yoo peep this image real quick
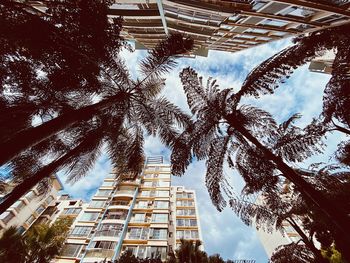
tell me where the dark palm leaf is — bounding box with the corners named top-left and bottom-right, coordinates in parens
top-left (205, 136), bottom-right (230, 211)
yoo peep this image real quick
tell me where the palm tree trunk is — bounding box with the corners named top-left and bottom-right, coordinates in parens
top-left (286, 218), bottom-right (327, 263)
top-left (226, 117), bottom-right (350, 261)
top-left (0, 132), bottom-right (98, 214)
top-left (0, 92), bottom-right (127, 166)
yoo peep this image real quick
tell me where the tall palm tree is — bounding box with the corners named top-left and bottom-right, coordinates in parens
top-left (171, 67), bottom-right (350, 261)
top-left (0, 34), bottom-right (193, 214)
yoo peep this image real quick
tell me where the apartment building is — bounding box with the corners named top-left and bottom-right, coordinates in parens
top-left (28, 0), bottom-right (350, 56)
top-left (0, 175), bottom-right (63, 236)
top-left (56, 156), bottom-right (203, 262)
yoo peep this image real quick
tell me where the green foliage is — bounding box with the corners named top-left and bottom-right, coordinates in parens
top-left (321, 246), bottom-right (345, 263)
top-left (0, 217), bottom-right (72, 263)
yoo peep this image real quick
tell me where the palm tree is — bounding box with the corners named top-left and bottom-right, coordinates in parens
top-left (0, 217), bottom-right (71, 263)
top-left (171, 67), bottom-right (350, 260)
top-left (24, 217), bottom-right (72, 263)
top-left (175, 239), bottom-right (208, 263)
top-left (0, 33), bottom-right (193, 214)
top-left (0, 226), bottom-right (26, 263)
top-left (0, 0), bottom-right (124, 145)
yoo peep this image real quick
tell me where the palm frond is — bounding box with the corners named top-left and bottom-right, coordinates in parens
top-left (237, 24), bottom-right (350, 101)
top-left (179, 67), bottom-right (208, 115)
top-left (64, 129), bottom-right (104, 183)
top-left (274, 127), bottom-right (325, 163)
top-left (205, 136), bottom-right (230, 211)
top-left (281, 113), bottom-right (302, 131)
top-left (139, 34), bottom-right (193, 79)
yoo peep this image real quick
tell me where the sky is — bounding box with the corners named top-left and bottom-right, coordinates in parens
top-left (58, 37), bottom-right (341, 262)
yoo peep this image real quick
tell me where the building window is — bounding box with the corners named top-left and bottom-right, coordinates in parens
top-left (151, 213), bottom-right (168, 223)
top-left (140, 191), bottom-right (150, 197)
top-left (131, 213), bottom-right (146, 223)
top-left (60, 244), bottom-right (82, 257)
top-left (89, 200), bottom-right (105, 208)
top-left (102, 181), bottom-right (114, 187)
top-left (176, 209), bottom-right (195, 216)
top-left (25, 215), bottom-right (35, 225)
top-left (176, 230), bottom-right (199, 239)
top-left (25, 191), bottom-right (37, 201)
top-left (70, 226), bottom-right (93, 237)
top-left (158, 173), bottom-right (170, 179)
top-left (64, 208), bottom-right (82, 215)
top-left (150, 228), bottom-right (167, 240)
top-left (95, 189), bottom-right (112, 196)
top-left (91, 241), bottom-right (117, 250)
top-left (104, 210), bottom-right (127, 220)
top-left (45, 195), bottom-right (54, 205)
top-left (96, 223), bottom-right (123, 237)
top-left (154, 201), bottom-right (169, 209)
top-left (0, 211), bottom-right (15, 224)
top-left (146, 246), bottom-right (167, 260)
top-left (12, 200), bottom-right (26, 212)
top-left (135, 201), bottom-right (148, 208)
top-left (157, 191), bottom-right (169, 197)
top-left (128, 228), bottom-right (149, 240)
top-left (80, 212), bottom-right (99, 221)
top-left (176, 218), bottom-right (197, 227)
top-left (35, 205), bottom-right (45, 215)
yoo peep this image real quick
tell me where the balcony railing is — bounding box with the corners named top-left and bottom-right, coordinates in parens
top-left (85, 249), bottom-right (114, 258)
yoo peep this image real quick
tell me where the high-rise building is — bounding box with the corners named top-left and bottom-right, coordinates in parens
top-left (0, 175), bottom-right (64, 236)
top-left (55, 157), bottom-right (203, 262)
top-left (29, 1), bottom-right (350, 57)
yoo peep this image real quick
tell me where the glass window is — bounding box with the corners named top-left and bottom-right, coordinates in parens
top-left (12, 200), bottom-right (26, 212)
top-left (91, 241), bottom-right (117, 250)
top-left (158, 181), bottom-right (170, 187)
top-left (80, 212), bottom-right (99, 221)
top-left (96, 224), bottom-right (123, 237)
top-left (158, 173), bottom-right (170, 179)
top-left (157, 191), bottom-right (169, 197)
top-left (150, 228), bottom-right (167, 240)
top-left (102, 181), bottom-right (114, 186)
top-left (104, 210), bottom-right (127, 220)
top-left (35, 205), bottom-right (45, 214)
top-left (70, 226), bottom-right (93, 237)
top-left (143, 181), bottom-right (153, 187)
top-left (46, 195), bottom-right (54, 204)
top-left (128, 228), bottom-right (149, 240)
top-left (176, 219), bottom-right (184, 226)
top-left (25, 215), bottom-right (35, 225)
top-left (137, 246), bottom-right (146, 259)
top-left (176, 230), bottom-right (184, 239)
top-left (147, 246), bottom-right (167, 260)
top-left (126, 246), bottom-right (137, 257)
top-left (89, 200), bottom-right (105, 208)
top-left (60, 244), bottom-right (82, 257)
top-left (25, 191), bottom-right (37, 201)
top-left (136, 201), bottom-right (148, 208)
top-left (140, 191), bottom-right (150, 197)
top-left (151, 214), bottom-right (168, 223)
top-left (132, 213), bottom-right (145, 223)
top-left (64, 208), bottom-right (82, 215)
top-left (0, 211), bottom-right (15, 224)
top-left (191, 230), bottom-right (199, 239)
top-left (95, 189), bottom-right (112, 196)
top-left (190, 219), bottom-right (197, 226)
top-left (154, 201), bottom-right (169, 209)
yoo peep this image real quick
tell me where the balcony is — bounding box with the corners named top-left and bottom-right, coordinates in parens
top-left (84, 248), bottom-right (114, 259)
top-left (114, 190), bottom-right (135, 198)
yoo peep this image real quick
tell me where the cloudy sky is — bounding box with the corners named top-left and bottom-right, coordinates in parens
top-left (58, 37), bottom-right (341, 262)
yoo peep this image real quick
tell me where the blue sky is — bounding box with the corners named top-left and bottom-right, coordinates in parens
top-left (58, 38), bottom-right (341, 262)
